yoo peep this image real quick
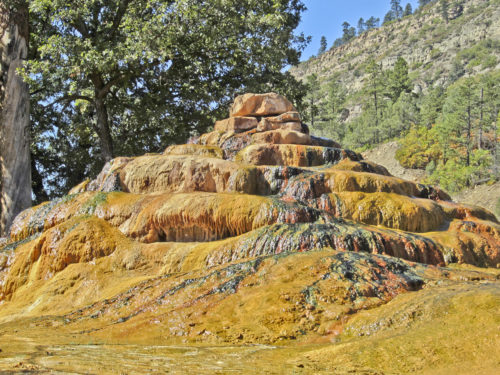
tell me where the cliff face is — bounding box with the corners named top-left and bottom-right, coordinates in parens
top-left (0, 93), bottom-right (499, 373)
top-left (291, 0), bottom-right (500, 118)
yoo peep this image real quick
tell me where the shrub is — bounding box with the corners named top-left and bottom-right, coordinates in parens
top-left (396, 126), bottom-right (442, 169)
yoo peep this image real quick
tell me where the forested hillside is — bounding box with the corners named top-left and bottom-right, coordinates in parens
top-left (291, 0), bottom-right (500, 200)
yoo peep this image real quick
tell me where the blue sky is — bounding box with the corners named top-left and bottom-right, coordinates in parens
top-left (297, 0), bottom-right (420, 61)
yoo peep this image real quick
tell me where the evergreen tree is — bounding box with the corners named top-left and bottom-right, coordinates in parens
top-left (365, 16), bottom-right (380, 29)
top-left (357, 18), bottom-right (365, 34)
top-left (305, 74), bottom-right (320, 127)
top-left (420, 86), bottom-right (445, 128)
top-left (391, 0), bottom-right (403, 19)
top-left (366, 59), bottom-right (384, 143)
top-left (318, 36), bottom-right (327, 55)
top-left (383, 11), bottom-right (394, 24)
top-left (386, 57), bottom-right (412, 102)
top-left (418, 0), bottom-right (433, 8)
top-left (480, 72), bottom-right (500, 176)
top-left (449, 59), bottom-right (465, 83)
top-left (440, 0), bottom-right (449, 22)
top-left (334, 21), bottom-right (356, 47)
top-left (403, 3), bottom-right (413, 16)
top-left (439, 78), bottom-right (478, 167)
top-left (327, 78), bottom-right (346, 120)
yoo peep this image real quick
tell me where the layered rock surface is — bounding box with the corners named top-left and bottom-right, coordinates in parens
top-left (0, 93), bottom-right (499, 373)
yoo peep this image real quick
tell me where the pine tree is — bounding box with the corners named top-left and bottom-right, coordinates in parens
top-left (386, 57), bottom-right (412, 102)
top-left (357, 18), bottom-right (365, 34)
top-left (391, 0), bottom-right (403, 19)
top-left (403, 3), bottom-right (413, 17)
top-left (480, 73), bottom-right (500, 176)
top-left (318, 36), bottom-right (327, 55)
top-left (366, 59), bottom-right (384, 142)
top-left (383, 11), bottom-right (394, 24)
top-left (440, 0), bottom-right (449, 22)
top-left (440, 78), bottom-right (478, 167)
top-left (420, 86), bottom-right (445, 128)
top-left (418, 0), bottom-right (432, 8)
top-left (365, 17), bottom-right (380, 29)
top-left (305, 74), bottom-right (320, 127)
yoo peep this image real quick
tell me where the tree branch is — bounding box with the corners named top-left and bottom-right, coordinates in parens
top-left (109, 0), bottom-right (132, 39)
top-left (44, 94), bottom-right (93, 107)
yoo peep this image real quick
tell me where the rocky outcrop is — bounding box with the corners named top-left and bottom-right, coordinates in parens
top-left (0, 93), bottom-right (498, 363)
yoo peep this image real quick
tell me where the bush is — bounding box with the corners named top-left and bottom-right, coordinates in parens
top-left (396, 126), bottom-right (442, 169)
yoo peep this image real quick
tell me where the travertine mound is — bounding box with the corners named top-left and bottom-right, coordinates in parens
top-left (0, 93), bottom-right (498, 369)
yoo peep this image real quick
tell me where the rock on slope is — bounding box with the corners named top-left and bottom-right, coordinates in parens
top-left (0, 93), bottom-right (499, 373)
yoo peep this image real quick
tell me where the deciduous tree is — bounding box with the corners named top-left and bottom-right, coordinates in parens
top-left (27, 0), bottom-right (309, 196)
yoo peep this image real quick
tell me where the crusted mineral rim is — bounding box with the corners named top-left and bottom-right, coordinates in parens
top-left (0, 93), bottom-right (499, 362)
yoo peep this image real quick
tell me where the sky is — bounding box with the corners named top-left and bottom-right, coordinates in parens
top-left (297, 0), bottom-right (421, 61)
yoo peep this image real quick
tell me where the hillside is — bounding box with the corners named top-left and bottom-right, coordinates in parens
top-left (290, 0), bottom-right (500, 199)
top-left (292, 0), bottom-right (500, 115)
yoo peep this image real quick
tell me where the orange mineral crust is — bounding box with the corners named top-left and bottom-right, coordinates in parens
top-left (0, 93), bottom-right (498, 374)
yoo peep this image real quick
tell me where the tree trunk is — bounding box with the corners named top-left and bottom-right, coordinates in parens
top-left (94, 93), bottom-right (114, 162)
top-left (310, 96), bottom-right (314, 127)
top-left (466, 91), bottom-right (471, 167)
top-left (493, 110), bottom-right (499, 178)
top-left (0, 2), bottom-right (31, 236)
top-left (478, 87), bottom-right (483, 150)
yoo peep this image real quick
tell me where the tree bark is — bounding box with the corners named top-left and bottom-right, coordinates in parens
top-left (94, 94), bottom-right (114, 162)
top-left (0, 1), bottom-right (31, 236)
top-left (91, 73), bottom-right (114, 163)
top-left (478, 87), bottom-right (483, 150)
top-left (466, 90), bottom-right (471, 167)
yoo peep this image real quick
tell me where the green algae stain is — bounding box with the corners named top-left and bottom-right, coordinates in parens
top-left (77, 192), bottom-right (108, 216)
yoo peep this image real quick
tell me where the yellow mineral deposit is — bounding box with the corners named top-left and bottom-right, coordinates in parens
top-left (0, 93), bottom-right (499, 374)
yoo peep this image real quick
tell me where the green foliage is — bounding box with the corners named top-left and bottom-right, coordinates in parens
top-left (395, 72), bottom-right (500, 192)
top-left (27, 0), bottom-right (309, 198)
top-left (403, 3), bottom-right (413, 17)
top-left (456, 39), bottom-right (500, 70)
top-left (427, 149), bottom-right (493, 192)
top-left (333, 22), bottom-right (356, 47)
top-left (430, 48), bottom-right (442, 60)
top-left (318, 36), bottom-right (328, 55)
top-left (396, 126), bottom-right (442, 168)
top-left (304, 74), bottom-right (320, 126)
top-left (439, 0), bottom-right (449, 22)
top-left (385, 57), bottom-right (412, 102)
top-left (390, 0), bottom-right (403, 19)
top-left (420, 86), bottom-right (445, 127)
